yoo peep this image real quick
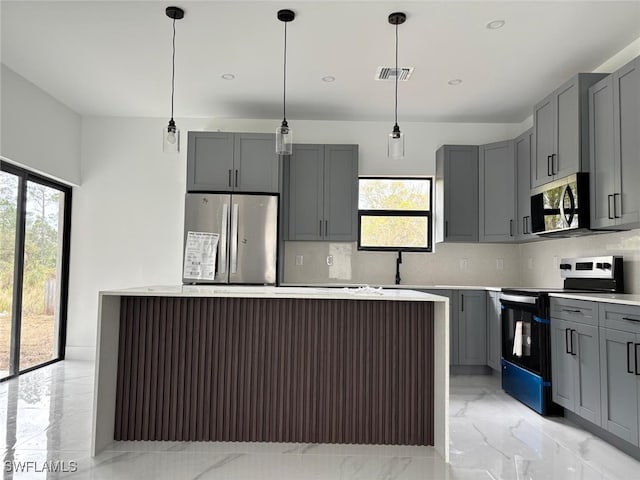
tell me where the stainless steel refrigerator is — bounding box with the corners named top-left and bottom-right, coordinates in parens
top-left (182, 193), bottom-right (278, 285)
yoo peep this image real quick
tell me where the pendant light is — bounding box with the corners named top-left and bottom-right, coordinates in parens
top-left (388, 12), bottom-right (406, 160)
top-left (276, 9), bottom-right (295, 156)
top-left (163, 6), bottom-right (184, 153)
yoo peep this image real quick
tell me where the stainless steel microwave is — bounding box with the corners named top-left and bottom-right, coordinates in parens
top-left (530, 173), bottom-right (590, 235)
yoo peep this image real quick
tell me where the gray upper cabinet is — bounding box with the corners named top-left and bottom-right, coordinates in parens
top-left (590, 56), bottom-right (640, 230)
top-left (187, 132), bottom-right (279, 193)
top-left (287, 144), bottom-right (358, 241)
top-left (515, 129), bottom-right (534, 241)
top-left (323, 145), bottom-right (359, 241)
top-left (549, 298), bottom-right (601, 425)
top-left (479, 140), bottom-right (516, 242)
top-left (435, 145), bottom-right (479, 243)
top-left (187, 132), bottom-right (235, 191)
top-left (287, 144), bottom-right (324, 240)
top-left (589, 75), bottom-right (617, 229)
top-left (457, 290), bottom-right (487, 365)
top-left (532, 94), bottom-right (555, 188)
top-left (486, 291), bottom-right (501, 371)
top-left (532, 73), bottom-right (608, 188)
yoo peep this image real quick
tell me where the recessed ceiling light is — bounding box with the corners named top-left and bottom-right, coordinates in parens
top-left (486, 19), bottom-right (506, 30)
top-left (322, 75), bottom-right (336, 83)
top-left (448, 79), bottom-right (463, 86)
top-left (221, 73), bottom-right (235, 80)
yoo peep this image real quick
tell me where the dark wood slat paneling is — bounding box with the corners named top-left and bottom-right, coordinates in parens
top-left (115, 296), bottom-right (434, 445)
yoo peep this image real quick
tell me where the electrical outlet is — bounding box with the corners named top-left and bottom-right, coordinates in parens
top-left (326, 255), bottom-right (334, 266)
top-left (459, 258), bottom-right (468, 270)
top-left (295, 255), bottom-right (304, 266)
top-left (496, 258), bottom-right (504, 270)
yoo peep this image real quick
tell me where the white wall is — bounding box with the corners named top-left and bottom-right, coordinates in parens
top-left (66, 116), bottom-right (521, 359)
top-left (0, 64), bottom-right (81, 185)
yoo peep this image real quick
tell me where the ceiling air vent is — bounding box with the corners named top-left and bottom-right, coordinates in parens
top-left (375, 66), bottom-right (414, 81)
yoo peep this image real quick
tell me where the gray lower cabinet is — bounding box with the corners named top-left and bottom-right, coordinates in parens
top-left (486, 291), bottom-right (501, 371)
top-left (550, 298), bottom-right (601, 425)
top-left (419, 289), bottom-right (487, 368)
top-left (187, 132), bottom-right (279, 193)
top-left (435, 145), bottom-right (479, 243)
top-left (599, 303), bottom-right (640, 446)
top-left (287, 144), bottom-right (358, 241)
top-left (532, 73), bottom-right (608, 188)
top-left (515, 129), bottom-right (534, 240)
top-left (457, 290), bottom-right (487, 365)
top-left (420, 289), bottom-right (457, 364)
top-left (589, 56), bottom-right (640, 230)
top-left (479, 140), bottom-right (516, 242)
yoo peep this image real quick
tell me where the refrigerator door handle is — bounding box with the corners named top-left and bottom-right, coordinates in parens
top-left (219, 203), bottom-right (229, 274)
top-left (230, 203), bottom-right (239, 274)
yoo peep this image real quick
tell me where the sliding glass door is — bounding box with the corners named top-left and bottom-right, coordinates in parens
top-left (0, 162), bottom-right (71, 380)
top-left (0, 171), bottom-right (19, 378)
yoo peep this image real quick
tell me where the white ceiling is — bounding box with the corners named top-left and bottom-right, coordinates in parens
top-left (2, 1), bottom-right (640, 123)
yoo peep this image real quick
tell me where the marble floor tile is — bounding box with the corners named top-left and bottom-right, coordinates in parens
top-left (1, 362), bottom-right (640, 479)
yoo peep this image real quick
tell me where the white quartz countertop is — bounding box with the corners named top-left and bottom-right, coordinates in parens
top-left (281, 283), bottom-right (502, 292)
top-left (549, 292), bottom-right (640, 307)
top-left (100, 285), bottom-right (449, 303)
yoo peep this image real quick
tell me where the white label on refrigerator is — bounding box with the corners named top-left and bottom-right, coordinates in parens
top-left (183, 231), bottom-right (219, 280)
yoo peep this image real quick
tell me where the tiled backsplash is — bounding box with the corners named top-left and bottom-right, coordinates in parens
top-left (284, 229), bottom-right (640, 293)
top-left (518, 229), bottom-right (640, 292)
top-left (284, 241), bottom-right (521, 287)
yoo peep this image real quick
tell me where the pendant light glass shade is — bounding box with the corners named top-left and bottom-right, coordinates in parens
top-left (276, 120), bottom-right (293, 155)
top-left (276, 9), bottom-right (295, 155)
top-left (387, 12), bottom-right (406, 160)
top-left (388, 124), bottom-right (404, 160)
top-left (163, 119), bottom-right (180, 153)
top-left (164, 6), bottom-right (184, 154)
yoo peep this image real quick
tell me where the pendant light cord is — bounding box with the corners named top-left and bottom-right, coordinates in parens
top-left (283, 21), bottom-right (288, 122)
top-left (171, 17), bottom-right (176, 122)
top-left (394, 22), bottom-right (398, 126)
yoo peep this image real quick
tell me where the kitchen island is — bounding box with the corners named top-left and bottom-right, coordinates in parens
top-left (91, 286), bottom-right (449, 461)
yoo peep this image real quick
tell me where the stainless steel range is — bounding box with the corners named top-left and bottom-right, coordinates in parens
top-left (500, 256), bottom-right (624, 415)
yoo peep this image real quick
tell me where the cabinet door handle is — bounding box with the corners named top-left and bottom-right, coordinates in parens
top-left (608, 194), bottom-right (614, 219)
top-left (319, 220), bottom-right (322, 237)
top-left (461, 294), bottom-right (464, 312)
top-left (635, 343), bottom-right (640, 376)
top-left (562, 309), bottom-right (582, 314)
top-left (235, 169), bottom-right (239, 187)
top-left (622, 317), bottom-right (639, 322)
top-left (551, 153), bottom-right (557, 175)
top-left (570, 329), bottom-right (577, 355)
top-left (627, 342), bottom-right (634, 374)
top-left (445, 220), bottom-right (449, 238)
top-left (325, 220), bottom-right (328, 236)
top-left (509, 219), bottom-right (513, 237)
top-left (614, 193), bottom-right (621, 218)
top-left (547, 155), bottom-right (552, 176)
top-left (228, 169), bottom-right (232, 187)
top-left (565, 328), bottom-right (571, 354)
